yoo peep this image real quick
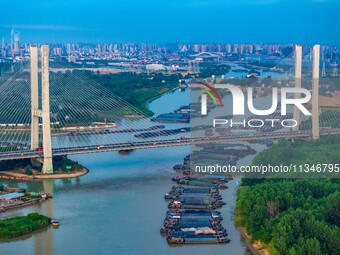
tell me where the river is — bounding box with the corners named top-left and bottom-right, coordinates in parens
top-left (0, 88), bottom-right (252, 255)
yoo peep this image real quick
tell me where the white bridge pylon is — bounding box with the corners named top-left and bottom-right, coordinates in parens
top-left (30, 45), bottom-right (53, 173)
top-left (293, 44), bottom-right (320, 139)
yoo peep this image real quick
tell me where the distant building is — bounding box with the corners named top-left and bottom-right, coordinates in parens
top-left (14, 31), bottom-right (20, 53)
top-left (146, 64), bottom-right (166, 71)
top-left (68, 55), bottom-right (77, 62)
top-left (53, 47), bottom-right (62, 56)
top-left (226, 44), bottom-right (231, 54)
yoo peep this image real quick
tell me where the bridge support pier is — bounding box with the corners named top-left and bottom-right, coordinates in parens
top-left (312, 45), bottom-right (320, 140)
top-left (30, 45), bottom-right (53, 173)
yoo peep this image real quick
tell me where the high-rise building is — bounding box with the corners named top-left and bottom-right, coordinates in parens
top-left (240, 44), bottom-right (245, 55)
top-left (53, 47), bottom-right (62, 56)
top-left (233, 44), bottom-right (239, 54)
top-left (10, 28), bottom-right (14, 52)
top-left (226, 44), bottom-right (231, 53)
top-left (13, 31), bottom-right (20, 53)
top-left (1, 37), bottom-right (4, 57)
top-left (249, 44), bottom-right (254, 54)
top-left (66, 43), bottom-right (71, 54)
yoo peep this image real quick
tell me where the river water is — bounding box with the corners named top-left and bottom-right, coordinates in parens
top-left (0, 88), bottom-right (252, 255)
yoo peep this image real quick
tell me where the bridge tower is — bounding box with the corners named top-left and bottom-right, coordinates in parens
top-left (312, 45), bottom-right (320, 140)
top-left (293, 44), bottom-right (302, 132)
top-left (30, 45), bottom-right (53, 173)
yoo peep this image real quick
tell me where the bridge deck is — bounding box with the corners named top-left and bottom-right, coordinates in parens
top-left (1, 130), bottom-right (339, 161)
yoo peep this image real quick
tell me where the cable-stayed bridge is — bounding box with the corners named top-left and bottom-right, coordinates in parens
top-left (0, 44), bottom-right (339, 173)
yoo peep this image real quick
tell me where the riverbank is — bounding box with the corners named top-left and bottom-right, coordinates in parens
top-left (0, 167), bottom-right (88, 180)
top-left (143, 86), bottom-right (179, 112)
top-left (237, 227), bottom-right (270, 255)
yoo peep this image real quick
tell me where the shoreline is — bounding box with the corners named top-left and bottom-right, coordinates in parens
top-left (237, 226), bottom-right (270, 255)
top-left (0, 168), bottom-right (89, 180)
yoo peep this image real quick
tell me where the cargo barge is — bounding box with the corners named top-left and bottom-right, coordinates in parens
top-left (164, 216), bottom-right (222, 226)
top-left (167, 234), bottom-right (230, 244)
top-left (173, 164), bottom-right (190, 170)
top-left (170, 186), bottom-right (219, 194)
top-left (165, 192), bottom-right (222, 200)
top-left (151, 113), bottom-right (190, 123)
top-left (161, 151), bottom-right (233, 245)
top-left (168, 200), bottom-right (225, 210)
top-left (177, 179), bottom-right (228, 189)
top-left (161, 219), bottom-right (224, 234)
top-left (166, 210), bottom-right (221, 219)
top-left (172, 174), bottom-right (229, 183)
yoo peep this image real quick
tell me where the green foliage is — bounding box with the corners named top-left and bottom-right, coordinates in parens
top-left (52, 156), bottom-right (81, 172)
top-left (76, 71), bottom-right (181, 116)
top-left (0, 156), bottom-right (82, 173)
top-left (236, 135), bottom-right (340, 255)
top-left (253, 135), bottom-right (340, 166)
top-left (0, 158), bottom-right (31, 171)
top-left (197, 63), bottom-right (231, 78)
top-left (25, 165), bottom-right (32, 175)
top-left (300, 111), bottom-right (340, 130)
top-left (0, 213), bottom-right (51, 239)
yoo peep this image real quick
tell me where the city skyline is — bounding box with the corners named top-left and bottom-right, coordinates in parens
top-left (0, 0), bottom-right (339, 45)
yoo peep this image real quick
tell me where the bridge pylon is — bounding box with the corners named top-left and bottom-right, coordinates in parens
top-left (312, 45), bottom-right (320, 140)
top-left (30, 45), bottom-right (53, 173)
top-left (293, 44), bottom-right (302, 132)
top-left (293, 44), bottom-right (320, 140)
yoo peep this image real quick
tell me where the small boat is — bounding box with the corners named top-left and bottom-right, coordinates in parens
top-left (51, 219), bottom-right (60, 227)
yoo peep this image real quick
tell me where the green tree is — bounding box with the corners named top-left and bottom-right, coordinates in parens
top-left (25, 165), bottom-right (32, 175)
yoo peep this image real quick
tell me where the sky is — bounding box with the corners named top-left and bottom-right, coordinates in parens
top-left (0, 0), bottom-right (339, 45)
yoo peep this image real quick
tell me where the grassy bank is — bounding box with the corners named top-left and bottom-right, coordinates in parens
top-left (0, 213), bottom-right (51, 239)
